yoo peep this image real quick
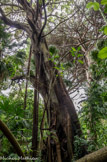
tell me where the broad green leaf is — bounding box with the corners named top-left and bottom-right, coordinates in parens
top-left (86, 2), bottom-right (100, 11)
top-left (104, 26), bottom-right (107, 35)
top-left (101, 0), bottom-right (107, 5)
top-left (100, 26), bottom-right (107, 35)
top-left (92, 2), bottom-right (100, 11)
top-left (86, 2), bottom-right (94, 9)
top-left (78, 60), bottom-right (84, 64)
top-left (98, 47), bottom-right (107, 59)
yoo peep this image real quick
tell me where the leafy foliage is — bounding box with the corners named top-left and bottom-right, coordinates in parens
top-left (87, 0), bottom-right (107, 59)
top-left (0, 20), bottom-right (10, 49)
top-left (86, 2), bottom-right (100, 11)
top-left (79, 40), bottom-right (107, 153)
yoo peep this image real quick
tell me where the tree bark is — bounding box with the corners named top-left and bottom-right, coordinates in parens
top-left (31, 38), bottom-right (87, 161)
top-left (32, 88), bottom-right (39, 157)
top-left (0, 120), bottom-right (26, 162)
top-left (76, 147), bottom-right (107, 162)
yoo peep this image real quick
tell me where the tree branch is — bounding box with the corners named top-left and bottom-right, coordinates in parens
top-left (16, 0), bottom-right (33, 13)
top-left (38, 0), bottom-right (47, 42)
top-left (0, 3), bottom-right (23, 10)
top-left (0, 7), bottom-right (29, 33)
top-left (42, 10), bottom-right (79, 37)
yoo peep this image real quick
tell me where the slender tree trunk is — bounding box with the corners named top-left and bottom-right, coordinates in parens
top-left (0, 120), bottom-right (26, 162)
top-left (32, 89), bottom-right (39, 157)
top-left (32, 62), bottom-right (39, 157)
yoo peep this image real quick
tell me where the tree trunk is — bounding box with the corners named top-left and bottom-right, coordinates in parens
top-left (31, 37), bottom-right (87, 161)
top-left (32, 89), bottom-right (39, 157)
top-left (32, 61), bottom-right (39, 157)
top-left (0, 120), bottom-right (26, 162)
top-left (76, 147), bottom-right (107, 162)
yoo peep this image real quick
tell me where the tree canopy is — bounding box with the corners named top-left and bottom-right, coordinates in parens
top-left (0, 0), bottom-right (107, 162)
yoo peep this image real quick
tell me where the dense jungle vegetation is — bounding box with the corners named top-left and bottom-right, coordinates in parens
top-left (0, 0), bottom-right (107, 162)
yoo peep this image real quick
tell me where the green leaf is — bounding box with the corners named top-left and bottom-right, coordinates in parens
top-left (104, 4), bottom-right (107, 13)
top-left (92, 2), bottom-right (100, 11)
top-left (78, 60), bottom-right (84, 64)
top-left (73, 60), bottom-right (76, 64)
top-left (70, 50), bottom-right (75, 56)
top-left (49, 52), bottom-right (53, 56)
top-left (77, 54), bottom-right (83, 57)
top-left (77, 46), bottom-right (81, 51)
top-left (104, 26), bottom-right (107, 35)
top-left (54, 66), bottom-right (59, 70)
top-left (98, 47), bottom-right (107, 59)
top-left (54, 54), bottom-right (60, 59)
top-left (86, 2), bottom-right (100, 11)
top-left (101, 0), bottom-right (107, 5)
top-left (99, 26), bottom-right (107, 35)
top-left (86, 2), bottom-right (93, 9)
top-left (71, 47), bottom-right (76, 51)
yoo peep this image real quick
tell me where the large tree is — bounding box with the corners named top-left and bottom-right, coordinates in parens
top-left (0, 0), bottom-right (88, 161)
